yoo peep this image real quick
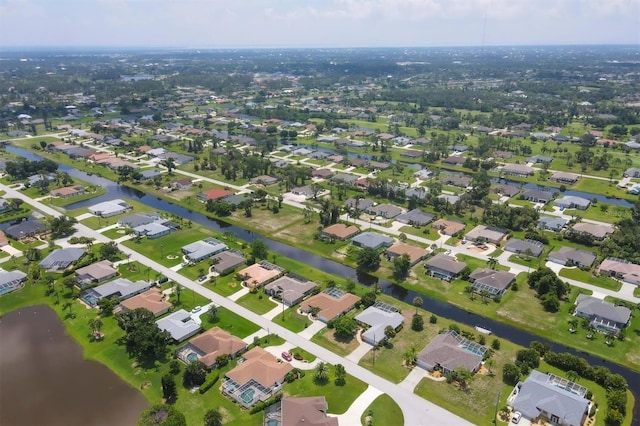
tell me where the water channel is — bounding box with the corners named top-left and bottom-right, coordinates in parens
top-left (5, 145), bottom-right (640, 424)
top-left (0, 305), bottom-right (149, 426)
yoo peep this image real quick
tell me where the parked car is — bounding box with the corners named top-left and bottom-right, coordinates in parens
top-left (197, 275), bottom-right (207, 282)
top-left (511, 412), bottom-right (521, 424)
top-left (191, 306), bottom-right (202, 314)
top-left (281, 351), bottom-right (292, 362)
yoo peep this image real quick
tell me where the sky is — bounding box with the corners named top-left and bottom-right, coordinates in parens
top-left (0, 0), bottom-right (639, 48)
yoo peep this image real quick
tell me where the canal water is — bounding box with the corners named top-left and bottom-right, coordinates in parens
top-left (6, 145), bottom-right (640, 424)
top-left (0, 305), bottom-right (148, 426)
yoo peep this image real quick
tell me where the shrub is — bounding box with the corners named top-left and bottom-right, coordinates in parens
top-left (249, 393), bottom-right (282, 414)
top-left (429, 314), bottom-right (438, 324)
top-left (411, 314), bottom-right (424, 331)
top-left (198, 372), bottom-right (220, 394)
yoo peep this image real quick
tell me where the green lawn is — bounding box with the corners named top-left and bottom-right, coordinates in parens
top-left (199, 306), bottom-right (260, 338)
top-left (235, 291), bottom-right (277, 315)
top-left (49, 186), bottom-right (107, 207)
top-left (360, 394), bottom-right (404, 426)
top-left (564, 204), bottom-right (628, 224)
top-left (399, 225), bottom-right (440, 241)
top-left (284, 367), bottom-right (368, 415)
top-left (204, 275), bottom-right (244, 297)
top-left (102, 227), bottom-right (131, 239)
top-left (123, 227), bottom-right (209, 267)
top-left (311, 326), bottom-right (360, 357)
top-left (558, 268), bottom-right (622, 291)
top-left (271, 306), bottom-right (313, 332)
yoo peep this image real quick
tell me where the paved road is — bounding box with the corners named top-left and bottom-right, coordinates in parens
top-left (0, 182), bottom-right (472, 426)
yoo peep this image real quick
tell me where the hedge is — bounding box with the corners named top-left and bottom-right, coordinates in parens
top-left (198, 372), bottom-right (220, 394)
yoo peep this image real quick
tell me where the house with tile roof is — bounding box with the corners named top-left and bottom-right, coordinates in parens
top-left (176, 326), bottom-right (247, 368)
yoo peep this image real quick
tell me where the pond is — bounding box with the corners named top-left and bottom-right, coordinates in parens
top-left (0, 305), bottom-right (148, 426)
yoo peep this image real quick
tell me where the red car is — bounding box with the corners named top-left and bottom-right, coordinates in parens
top-left (281, 351), bottom-right (292, 362)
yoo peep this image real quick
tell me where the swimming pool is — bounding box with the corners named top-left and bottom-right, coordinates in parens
top-left (240, 388), bottom-right (255, 404)
top-left (266, 419), bottom-right (279, 426)
top-left (186, 353), bottom-right (198, 363)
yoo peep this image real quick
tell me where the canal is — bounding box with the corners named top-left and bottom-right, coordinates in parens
top-left (6, 145), bottom-right (640, 424)
top-left (0, 305), bottom-right (148, 426)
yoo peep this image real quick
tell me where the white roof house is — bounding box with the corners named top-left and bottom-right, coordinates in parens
top-left (88, 199), bottom-right (132, 217)
top-left (182, 238), bottom-right (228, 263)
top-left (355, 303), bottom-right (404, 345)
top-left (156, 309), bottom-right (201, 342)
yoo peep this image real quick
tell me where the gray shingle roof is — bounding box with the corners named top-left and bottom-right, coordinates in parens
top-left (424, 254), bottom-right (466, 275)
top-left (351, 232), bottom-right (394, 249)
top-left (575, 294), bottom-right (631, 325)
top-left (504, 239), bottom-right (544, 257)
top-left (39, 248), bottom-right (85, 270)
top-left (156, 309), bottom-right (201, 342)
top-left (396, 209), bottom-right (435, 226)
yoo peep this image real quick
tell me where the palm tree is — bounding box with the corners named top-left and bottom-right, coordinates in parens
top-left (403, 347), bottom-right (417, 367)
top-left (334, 364), bottom-right (346, 385)
top-left (314, 362), bottom-right (330, 383)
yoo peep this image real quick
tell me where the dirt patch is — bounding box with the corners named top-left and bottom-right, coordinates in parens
top-left (466, 246), bottom-right (487, 253)
top-left (167, 255), bottom-right (179, 260)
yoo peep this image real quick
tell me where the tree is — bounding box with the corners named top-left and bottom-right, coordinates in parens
top-left (384, 325), bottom-right (396, 339)
top-left (162, 157), bottom-right (176, 174)
top-left (118, 308), bottom-right (170, 361)
top-left (251, 239), bottom-right (268, 260)
top-left (334, 316), bottom-right (357, 339)
top-left (97, 297), bottom-right (118, 315)
top-left (356, 247), bottom-right (380, 272)
top-left (183, 360), bottom-right (207, 387)
top-left (503, 363), bottom-right (521, 385)
top-left (392, 253), bottom-right (411, 280)
top-left (161, 374), bottom-right (177, 402)
top-left (99, 242), bottom-right (121, 261)
top-left (88, 317), bottom-right (103, 339)
top-left (516, 348), bottom-right (540, 373)
top-left (334, 364), bottom-right (346, 386)
top-left (203, 409), bottom-right (223, 426)
top-left (412, 296), bottom-right (423, 315)
top-left (411, 314), bottom-right (424, 331)
top-left (314, 362), bottom-right (330, 384)
top-left (48, 215), bottom-right (77, 238)
top-left (403, 346), bottom-right (417, 367)
top-left (207, 305), bottom-right (218, 322)
top-left (361, 291), bottom-right (377, 308)
top-left (137, 404), bottom-right (186, 426)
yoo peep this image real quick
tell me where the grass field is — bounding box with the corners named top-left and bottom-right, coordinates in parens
top-left (235, 291), bottom-right (278, 315)
top-left (559, 267), bottom-right (622, 291)
top-left (271, 306), bottom-right (313, 332)
top-left (360, 394), bottom-right (404, 426)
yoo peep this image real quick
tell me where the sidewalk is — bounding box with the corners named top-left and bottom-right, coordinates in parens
top-left (345, 331), bottom-right (373, 363)
top-left (332, 385), bottom-right (383, 425)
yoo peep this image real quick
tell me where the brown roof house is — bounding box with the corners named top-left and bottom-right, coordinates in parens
top-left (502, 164), bottom-right (535, 176)
top-left (50, 185), bottom-right (85, 198)
top-left (176, 326), bottom-right (247, 368)
top-left (222, 347), bottom-right (293, 408)
top-left (273, 396), bottom-right (339, 426)
top-left (570, 223), bottom-right (614, 241)
top-left (431, 218), bottom-right (465, 236)
top-left (424, 254), bottom-right (467, 281)
top-left (237, 261), bottom-right (285, 289)
top-left (210, 251), bottom-right (246, 276)
top-left (385, 242), bottom-right (429, 266)
top-left (300, 288), bottom-right (360, 323)
top-left (320, 223), bottom-right (360, 241)
top-left (597, 258), bottom-right (640, 285)
top-left (75, 260), bottom-right (118, 288)
top-left (416, 330), bottom-right (487, 375)
top-left (265, 275), bottom-right (318, 306)
top-left (465, 225), bottom-right (508, 245)
top-left (118, 288), bottom-right (172, 317)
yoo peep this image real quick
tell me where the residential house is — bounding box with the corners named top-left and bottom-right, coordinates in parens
top-left (39, 247), bottom-right (85, 271)
top-left (465, 225), bottom-right (507, 245)
top-left (156, 309), bottom-right (201, 342)
top-left (117, 212), bottom-right (162, 228)
top-left (344, 197), bottom-right (374, 211)
top-left (437, 194), bottom-right (460, 204)
top-left (504, 239), bottom-right (544, 257)
top-left (413, 169), bottom-right (433, 180)
top-left (250, 175), bottom-right (279, 186)
top-left (405, 187), bottom-right (429, 200)
top-left (290, 186), bottom-right (315, 198)
top-left (311, 169), bottom-right (333, 179)
top-left (0, 230), bottom-right (8, 247)
top-left (300, 287), bottom-right (360, 323)
top-left (277, 396), bottom-right (339, 426)
top-left (441, 176), bottom-right (472, 188)
top-left (79, 278), bottom-right (152, 307)
top-left (265, 275), bottom-right (318, 306)
top-left (49, 185), bottom-right (85, 198)
top-left (5, 220), bottom-right (48, 240)
top-left (132, 221), bottom-right (174, 239)
top-left (182, 238), bottom-right (228, 263)
top-left (441, 156), bottom-right (465, 166)
top-left (571, 223), bottom-right (614, 241)
top-left (396, 209), bottom-right (434, 226)
top-left (170, 178), bottom-right (192, 190)
top-left (320, 223), bottom-right (360, 241)
top-left (331, 173), bottom-right (358, 185)
top-left (118, 288), bottom-right (172, 317)
top-left (468, 268), bottom-right (516, 296)
top-left (548, 247), bottom-right (596, 268)
top-left (597, 258), bottom-right (640, 285)
top-left (522, 189), bottom-right (553, 203)
top-left (401, 150), bottom-right (422, 159)
top-left (198, 188), bottom-right (235, 202)
top-left (355, 302), bottom-right (404, 345)
top-left (551, 172), bottom-right (579, 184)
top-left (527, 155), bottom-right (553, 164)
top-left (222, 347), bottom-right (293, 408)
top-left (385, 242), bottom-right (429, 266)
top-left (623, 167), bottom-right (640, 178)
top-left (0, 270), bottom-right (27, 295)
top-left (574, 294), bottom-right (631, 334)
top-left (366, 203), bottom-right (403, 219)
top-left (416, 330), bottom-right (487, 375)
top-left (237, 261), bottom-right (285, 289)
top-left (424, 254), bottom-right (466, 281)
top-left (537, 216), bottom-right (568, 232)
top-left (554, 196), bottom-right (590, 210)
top-left (139, 169), bottom-right (162, 181)
top-left (503, 164), bottom-right (535, 177)
top-left (210, 251), bottom-right (246, 275)
top-left (75, 260), bottom-right (118, 287)
top-left (509, 370), bottom-right (590, 426)
top-left (351, 232), bottom-right (394, 250)
top-left (432, 218), bottom-right (466, 236)
top-left (176, 326), bottom-right (247, 368)
top-left (493, 184), bottom-right (520, 198)
top-left (88, 199), bottom-right (133, 217)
